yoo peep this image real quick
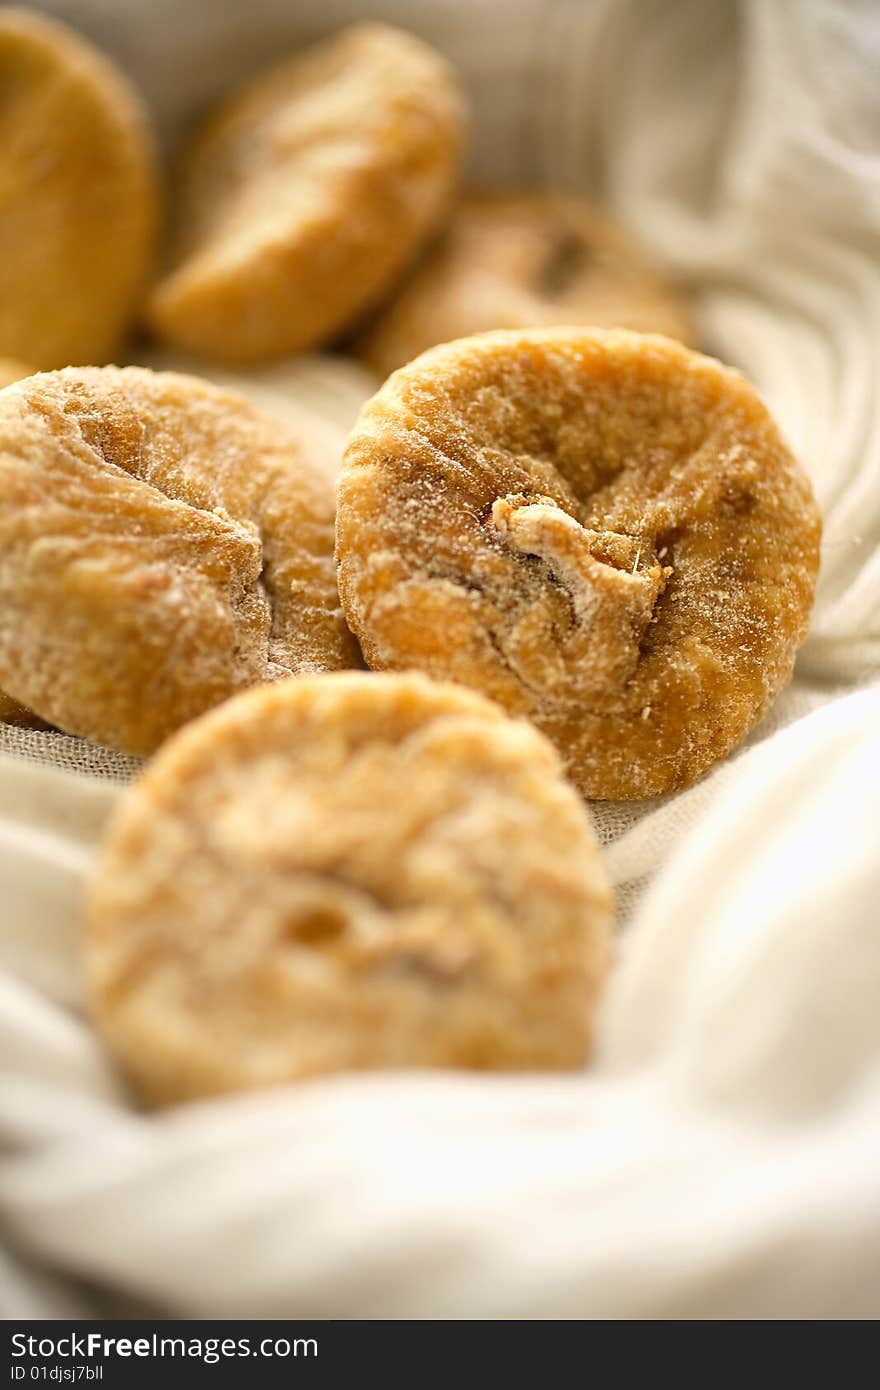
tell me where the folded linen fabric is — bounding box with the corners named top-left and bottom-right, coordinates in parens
top-left (2, 0), bottom-right (879, 1317)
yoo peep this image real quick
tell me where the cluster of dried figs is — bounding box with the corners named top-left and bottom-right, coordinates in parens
top-left (0, 11), bottom-right (820, 1103)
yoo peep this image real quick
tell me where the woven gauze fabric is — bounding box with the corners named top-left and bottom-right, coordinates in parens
top-left (1, 0), bottom-right (879, 1318)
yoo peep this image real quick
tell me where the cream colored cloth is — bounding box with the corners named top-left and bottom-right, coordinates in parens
top-left (2, 0), bottom-right (880, 1317)
top-left (3, 686), bottom-right (880, 1318)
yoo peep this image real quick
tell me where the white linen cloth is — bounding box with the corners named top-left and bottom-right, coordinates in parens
top-left (2, 0), bottom-right (880, 1317)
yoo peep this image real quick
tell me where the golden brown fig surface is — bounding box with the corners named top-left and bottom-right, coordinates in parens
top-left (0, 357), bottom-right (41, 724)
top-left (88, 672), bottom-right (612, 1104)
top-left (337, 329), bottom-right (822, 799)
top-left (148, 24), bottom-right (466, 361)
top-left (0, 358), bottom-right (34, 389)
top-left (0, 366), bottom-right (359, 754)
top-left (0, 9), bottom-right (158, 368)
top-left (0, 689), bottom-right (47, 729)
top-left (357, 193), bottom-right (695, 377)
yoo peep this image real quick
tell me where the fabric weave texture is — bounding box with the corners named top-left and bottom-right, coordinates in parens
top-left (1, 0), bottom-right (879, 1318)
